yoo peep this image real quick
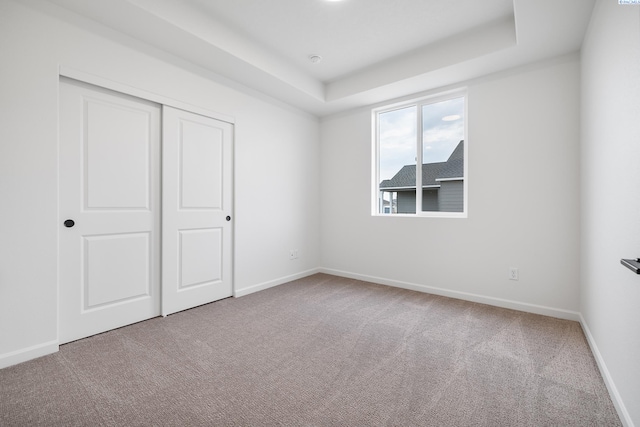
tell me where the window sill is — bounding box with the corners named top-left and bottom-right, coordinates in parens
top-left (373, 212), bottom-right (467, 219)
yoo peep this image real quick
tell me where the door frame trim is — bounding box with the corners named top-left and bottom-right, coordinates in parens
top-left (57, 68), bottom-right (235, 343)
top-left (59, 66), bottom-right (235, 125)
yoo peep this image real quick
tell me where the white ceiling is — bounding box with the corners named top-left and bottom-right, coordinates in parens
top-left (42, 0), bottom-right (595, 116)
top-left (189, 0), bottom-right (515, 82)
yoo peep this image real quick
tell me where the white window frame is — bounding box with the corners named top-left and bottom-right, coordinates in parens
top-left (372, 89), bottom-right (468, 218)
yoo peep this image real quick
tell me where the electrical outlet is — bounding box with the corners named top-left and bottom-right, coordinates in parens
top-left (289, 249), bottom-right (299, 260)
top-left (509, 267), bottom-right (519, 281)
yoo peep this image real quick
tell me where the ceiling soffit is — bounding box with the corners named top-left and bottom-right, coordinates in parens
top-left (41, 0), bottom-right (595, 116)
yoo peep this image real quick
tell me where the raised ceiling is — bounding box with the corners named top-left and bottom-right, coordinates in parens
top-left (43, 0), bottom-right (595, 116)
top-left (189, 0), bottom-right (515, 82)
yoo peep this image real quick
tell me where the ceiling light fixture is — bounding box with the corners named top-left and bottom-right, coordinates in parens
top-left (309, 54), bottom-right (323, 64)
top-left (442, 115), bottom-right (461, 121)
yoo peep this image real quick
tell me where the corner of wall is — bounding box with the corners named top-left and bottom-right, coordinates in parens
top-left (579, 314), bottom-right (634, 427)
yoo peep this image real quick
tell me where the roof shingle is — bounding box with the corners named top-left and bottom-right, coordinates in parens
top-left (380, 140), bottom-right (464, 189)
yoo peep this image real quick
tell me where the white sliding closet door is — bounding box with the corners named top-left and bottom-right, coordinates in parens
top-left (162, 106), bottom-right (234, 316)
top-left (59, 78), bottom-right (161, 344)
top-left (59, 79), bottom-right (234, 343)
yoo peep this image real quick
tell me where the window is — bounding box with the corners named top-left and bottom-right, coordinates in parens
top-left (373, 92), bottom-right (467, 217)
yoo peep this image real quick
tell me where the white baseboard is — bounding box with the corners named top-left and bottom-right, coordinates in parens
top-left (580, 314), bottom-right (634, 427)
top-left (320, 267), bottom-right (581, 321)
top-left (0, 269), bottom-right (321, 369)
top-left (0, 340), bottom-right (58, 369)
top-left (234, 268), bottom-right (321, 298)
top-left (0, 271), bottom-right (631, 427)
top-left (321, 268), bottom-right (634, 425)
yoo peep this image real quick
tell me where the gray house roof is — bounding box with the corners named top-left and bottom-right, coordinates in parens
top-left (380, 140), bottom-right (464, 190)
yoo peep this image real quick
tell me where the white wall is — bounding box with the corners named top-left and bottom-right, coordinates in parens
top-left (0, 0), bottom-right (320, 367)
top-left (581, 1), bottom-right (640, 425)
top-left (320, 56), bottom-right (581, 317)
top-left (4, 7), bottom-right (638, 425)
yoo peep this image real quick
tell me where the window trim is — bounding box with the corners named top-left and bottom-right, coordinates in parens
top-left (372, 89), bottom-right (468, 218)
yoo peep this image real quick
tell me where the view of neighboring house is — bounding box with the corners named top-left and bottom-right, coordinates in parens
top-left (380, 140), bottom-right (464, 213)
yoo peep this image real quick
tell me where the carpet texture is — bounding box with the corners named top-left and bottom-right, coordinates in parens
top-left (0, 274), bottom-right (621, 426)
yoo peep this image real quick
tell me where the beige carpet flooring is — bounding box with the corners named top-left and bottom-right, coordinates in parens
top-left (0, 274), bottom-right (621, 426)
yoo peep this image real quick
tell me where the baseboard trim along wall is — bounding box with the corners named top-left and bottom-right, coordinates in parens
top-left (0, 340), bottom-right (59, 370)
top-left (0, 268), bottom-right (630, 426)
top-left (580, 314), bottom-right (634, 427)
top-left (234, 268), bottom-right (321, 298)
top-left (319, 267), bottom-right (633, 425)
top-left (320, 268), bottom-right (581, 322)
top-left (0, 269), bottom-right (320, 369)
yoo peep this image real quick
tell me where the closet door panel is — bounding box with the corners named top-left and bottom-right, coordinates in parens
top-left (59, 78), bottom-right (161, 344)
top-left (162, 106), bottom-right (233, 316)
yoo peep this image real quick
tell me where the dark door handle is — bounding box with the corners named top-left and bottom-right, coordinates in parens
top-left (226, 216), bottom-right (231, 222)
top-left (64, 219), bottom-right (75, 228)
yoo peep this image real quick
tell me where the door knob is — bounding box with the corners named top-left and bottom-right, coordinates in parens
top-left (226, 216), bottom-right (231, 222)
top-left (64, 219), bottom-right (75, 228)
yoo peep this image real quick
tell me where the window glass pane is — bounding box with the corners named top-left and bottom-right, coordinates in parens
top-left (421, 97), bottom-right (465, 212)
top-left (378, 106), bottom-right (417, 214)
top-left (374, 93), bottom-right (466, 217)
